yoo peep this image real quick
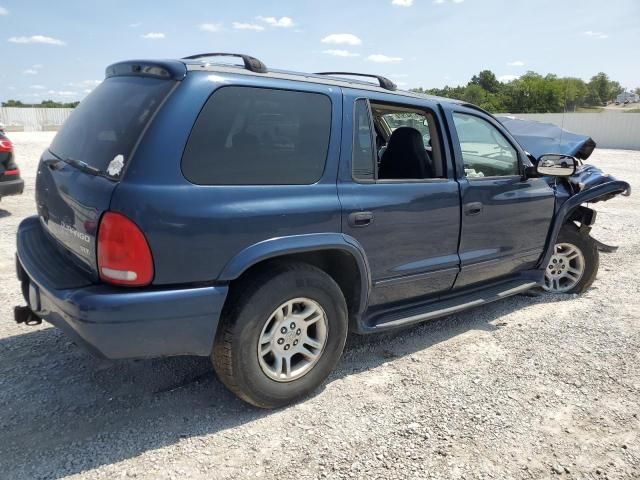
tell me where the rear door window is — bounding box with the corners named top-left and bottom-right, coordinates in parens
top-left (50, 76), bottom-right (175, 176)
top-left (182, 86), bottom-right (332, 185)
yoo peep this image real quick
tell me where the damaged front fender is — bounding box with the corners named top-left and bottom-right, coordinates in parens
top-left (568, 164), bottom-right (632, 199)
top-left (538, 168), bottom-right (630, 269)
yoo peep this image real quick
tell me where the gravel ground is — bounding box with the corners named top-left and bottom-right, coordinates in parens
top-left (0, 132), bottom-right (639, 480)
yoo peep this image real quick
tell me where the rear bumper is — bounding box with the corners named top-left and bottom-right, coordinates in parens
top-left (0, 177), bottom-right (24, 198)
top-left (16, 216), bottom-right (228, 359)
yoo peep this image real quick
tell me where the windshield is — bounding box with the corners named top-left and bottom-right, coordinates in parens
top-left (49, 76), bottom-right (174, 176)
top-left (382, 112), bottom-right (431, 147)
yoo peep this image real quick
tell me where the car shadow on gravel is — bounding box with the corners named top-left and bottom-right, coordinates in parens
top-left (0, 291), bottom-right (574, 479)
top-left (0, 208), bottom-right (11, 219)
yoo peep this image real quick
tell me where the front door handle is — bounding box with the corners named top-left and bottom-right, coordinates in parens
top-left (348, 211), bottom-right (374, 227)
top-left (464, 202), bottom-right (483, 216)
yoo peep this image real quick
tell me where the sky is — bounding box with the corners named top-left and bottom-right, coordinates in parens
top-left (1, 0), bottom-right (638, 103)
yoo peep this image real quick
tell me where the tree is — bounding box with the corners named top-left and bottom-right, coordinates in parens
top-left (1, 99), bottom-right (80, 108)
top-left (559, 78), bottom-right (588, 111)
top-left (470, 70), bottom-right (500, 94)
top-left (410, 70), bottom-right (627, 113)
top-left (587, 72), bottom-right (622, 104)
top-left (1, 99), bottom-right (25, 107)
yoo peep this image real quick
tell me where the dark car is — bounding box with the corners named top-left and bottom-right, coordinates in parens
top-left (0, 129), bottom-right (25, 200)
top-left (14, 54), bottom-right (630, 408)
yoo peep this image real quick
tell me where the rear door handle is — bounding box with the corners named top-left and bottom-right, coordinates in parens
top-left (348, 211), bottom-right (374, 227)
top-left (464, 202), bottom-right (483, 216)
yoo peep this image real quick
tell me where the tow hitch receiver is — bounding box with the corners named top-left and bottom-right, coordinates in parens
top-left (14, 306), bottom-right (42, 326)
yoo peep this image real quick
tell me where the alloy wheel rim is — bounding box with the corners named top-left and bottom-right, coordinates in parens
top-left (543, 242), bottom-right (585, 293)
top-left (257, 297), bottom-right (328, 382)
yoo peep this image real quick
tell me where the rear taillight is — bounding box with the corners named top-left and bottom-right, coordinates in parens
top-left (3, 168), bottom-right (19, 176)
top-left (0, 139), bottom-right (12, 152)
top-left (97, 212), bottom-right (154, 286)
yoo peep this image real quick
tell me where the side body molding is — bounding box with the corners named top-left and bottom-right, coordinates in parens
top-left (218, 233), bottom-right (372, 313)
top-left (538, 179), bottom-right (630, 269)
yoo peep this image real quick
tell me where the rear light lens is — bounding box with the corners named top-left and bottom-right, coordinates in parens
top-left (0, 139), bottom-right (12, 152)
top-left (97, 212), bottom-right (154, 286)
top-left (3, 168), bottom-right (19, 176)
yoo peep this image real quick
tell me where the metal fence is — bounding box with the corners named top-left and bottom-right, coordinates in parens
top-left (1, 108), bottom-right (639, 151)
top-left (0, 107), bottom-right (74, 132)
top-left (510, 113), bottom-right (640, 151)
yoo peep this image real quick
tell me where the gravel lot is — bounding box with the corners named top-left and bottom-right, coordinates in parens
top-left (0, 132), bottom-right (639, 480)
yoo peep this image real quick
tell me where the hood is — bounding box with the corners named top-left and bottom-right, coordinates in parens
top-left (498, 116), bottom-right (596, 161)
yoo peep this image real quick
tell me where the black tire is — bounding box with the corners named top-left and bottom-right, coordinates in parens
top-left (545, 225), bottom-right (599, 294)
top-left (212, 262), bottom-right (348, 408)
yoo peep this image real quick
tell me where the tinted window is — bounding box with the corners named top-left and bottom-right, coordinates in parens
top-left (50, 76), bottom-right (174, 176)
top-left (352, 99), bottom-right (375, 181)
top-left (452, 112), bottom-right (519, 178)
top-left (182, 86), bottom-right (331, 185)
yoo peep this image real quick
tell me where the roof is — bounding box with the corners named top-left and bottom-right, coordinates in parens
top-left (104, 55), bottom-right (464, 106)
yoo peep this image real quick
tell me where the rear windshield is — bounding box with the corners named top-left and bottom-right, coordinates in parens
top-left (50, 76), bottom-right (174, 175)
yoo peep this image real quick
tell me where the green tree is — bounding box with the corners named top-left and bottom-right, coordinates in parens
top-left (409, 70), bottom-right (627, 114)
top-left (1, 99), bottom-right (25, 107)
top-left (470, 70), bottom-right (500, 94)
top-left (1, 99), bottom-right (80, 108)
top-left (559, 78), bottom-right (588, 111)
top-left (587, 72), bottom-right (622, 104)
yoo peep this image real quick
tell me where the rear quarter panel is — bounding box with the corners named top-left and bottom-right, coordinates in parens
top-left (111, 72), bottom-right (343, 285)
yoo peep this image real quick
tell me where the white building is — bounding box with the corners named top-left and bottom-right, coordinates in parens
top-left (616, 91), bottom-right (640, 103)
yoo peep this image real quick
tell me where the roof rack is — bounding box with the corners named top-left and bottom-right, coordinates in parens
top-left (182, 53), bottom-right (267, 74)
top-left (314, 72), bottom-right (397, 91)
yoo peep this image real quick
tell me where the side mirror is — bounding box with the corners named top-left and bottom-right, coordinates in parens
top-left (536, 154), bottom-right (578, 177)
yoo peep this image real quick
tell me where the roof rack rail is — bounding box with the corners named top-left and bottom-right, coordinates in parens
top-left (314, 72), bottom-right (397, 91)
top-left (182, 53), bottom-right (268, 74)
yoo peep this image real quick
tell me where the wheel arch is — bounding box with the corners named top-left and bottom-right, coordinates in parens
top-left (218, 233), bottom-right (372, 318)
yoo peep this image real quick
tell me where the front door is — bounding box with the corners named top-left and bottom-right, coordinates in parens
top-left (446, 107), bottom-right (555, 288)
top-left (338, 92), bottom-right (461, 307)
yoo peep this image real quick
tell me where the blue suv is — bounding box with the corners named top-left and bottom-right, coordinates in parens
top-left (14, 54), bottom-right (630, 408)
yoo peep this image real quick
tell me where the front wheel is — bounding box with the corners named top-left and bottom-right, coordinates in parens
top-left (543, 225), bottom-right (599, 294)
top-left (212, 263), bottom-right (348, 408)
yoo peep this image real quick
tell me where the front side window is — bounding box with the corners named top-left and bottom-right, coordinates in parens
top-left (182, 86), bottom-right (332, 185)
top-left (452, 112), bottom-right (519, 178)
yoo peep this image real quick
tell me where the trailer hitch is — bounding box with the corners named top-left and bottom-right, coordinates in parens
top-left (14, 306), bottom-right (42, 326)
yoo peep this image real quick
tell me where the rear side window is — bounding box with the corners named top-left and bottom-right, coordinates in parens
top-left (50, 76), bottom-right (175, 175)
top-left (182, 86), bottom-right (332, 185)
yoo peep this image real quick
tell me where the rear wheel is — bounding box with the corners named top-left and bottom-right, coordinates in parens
top-left (543, 225), bottom-right (599, 294)
top-left (212, 263), bottom-right (348, 408)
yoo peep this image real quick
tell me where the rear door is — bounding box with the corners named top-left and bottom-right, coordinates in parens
top-left (338, 90), bottom-right (461, 307)
top-left (445, 105), bottom-right (555, 287)
top-left (36, 71), bottom-right (177, 273)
